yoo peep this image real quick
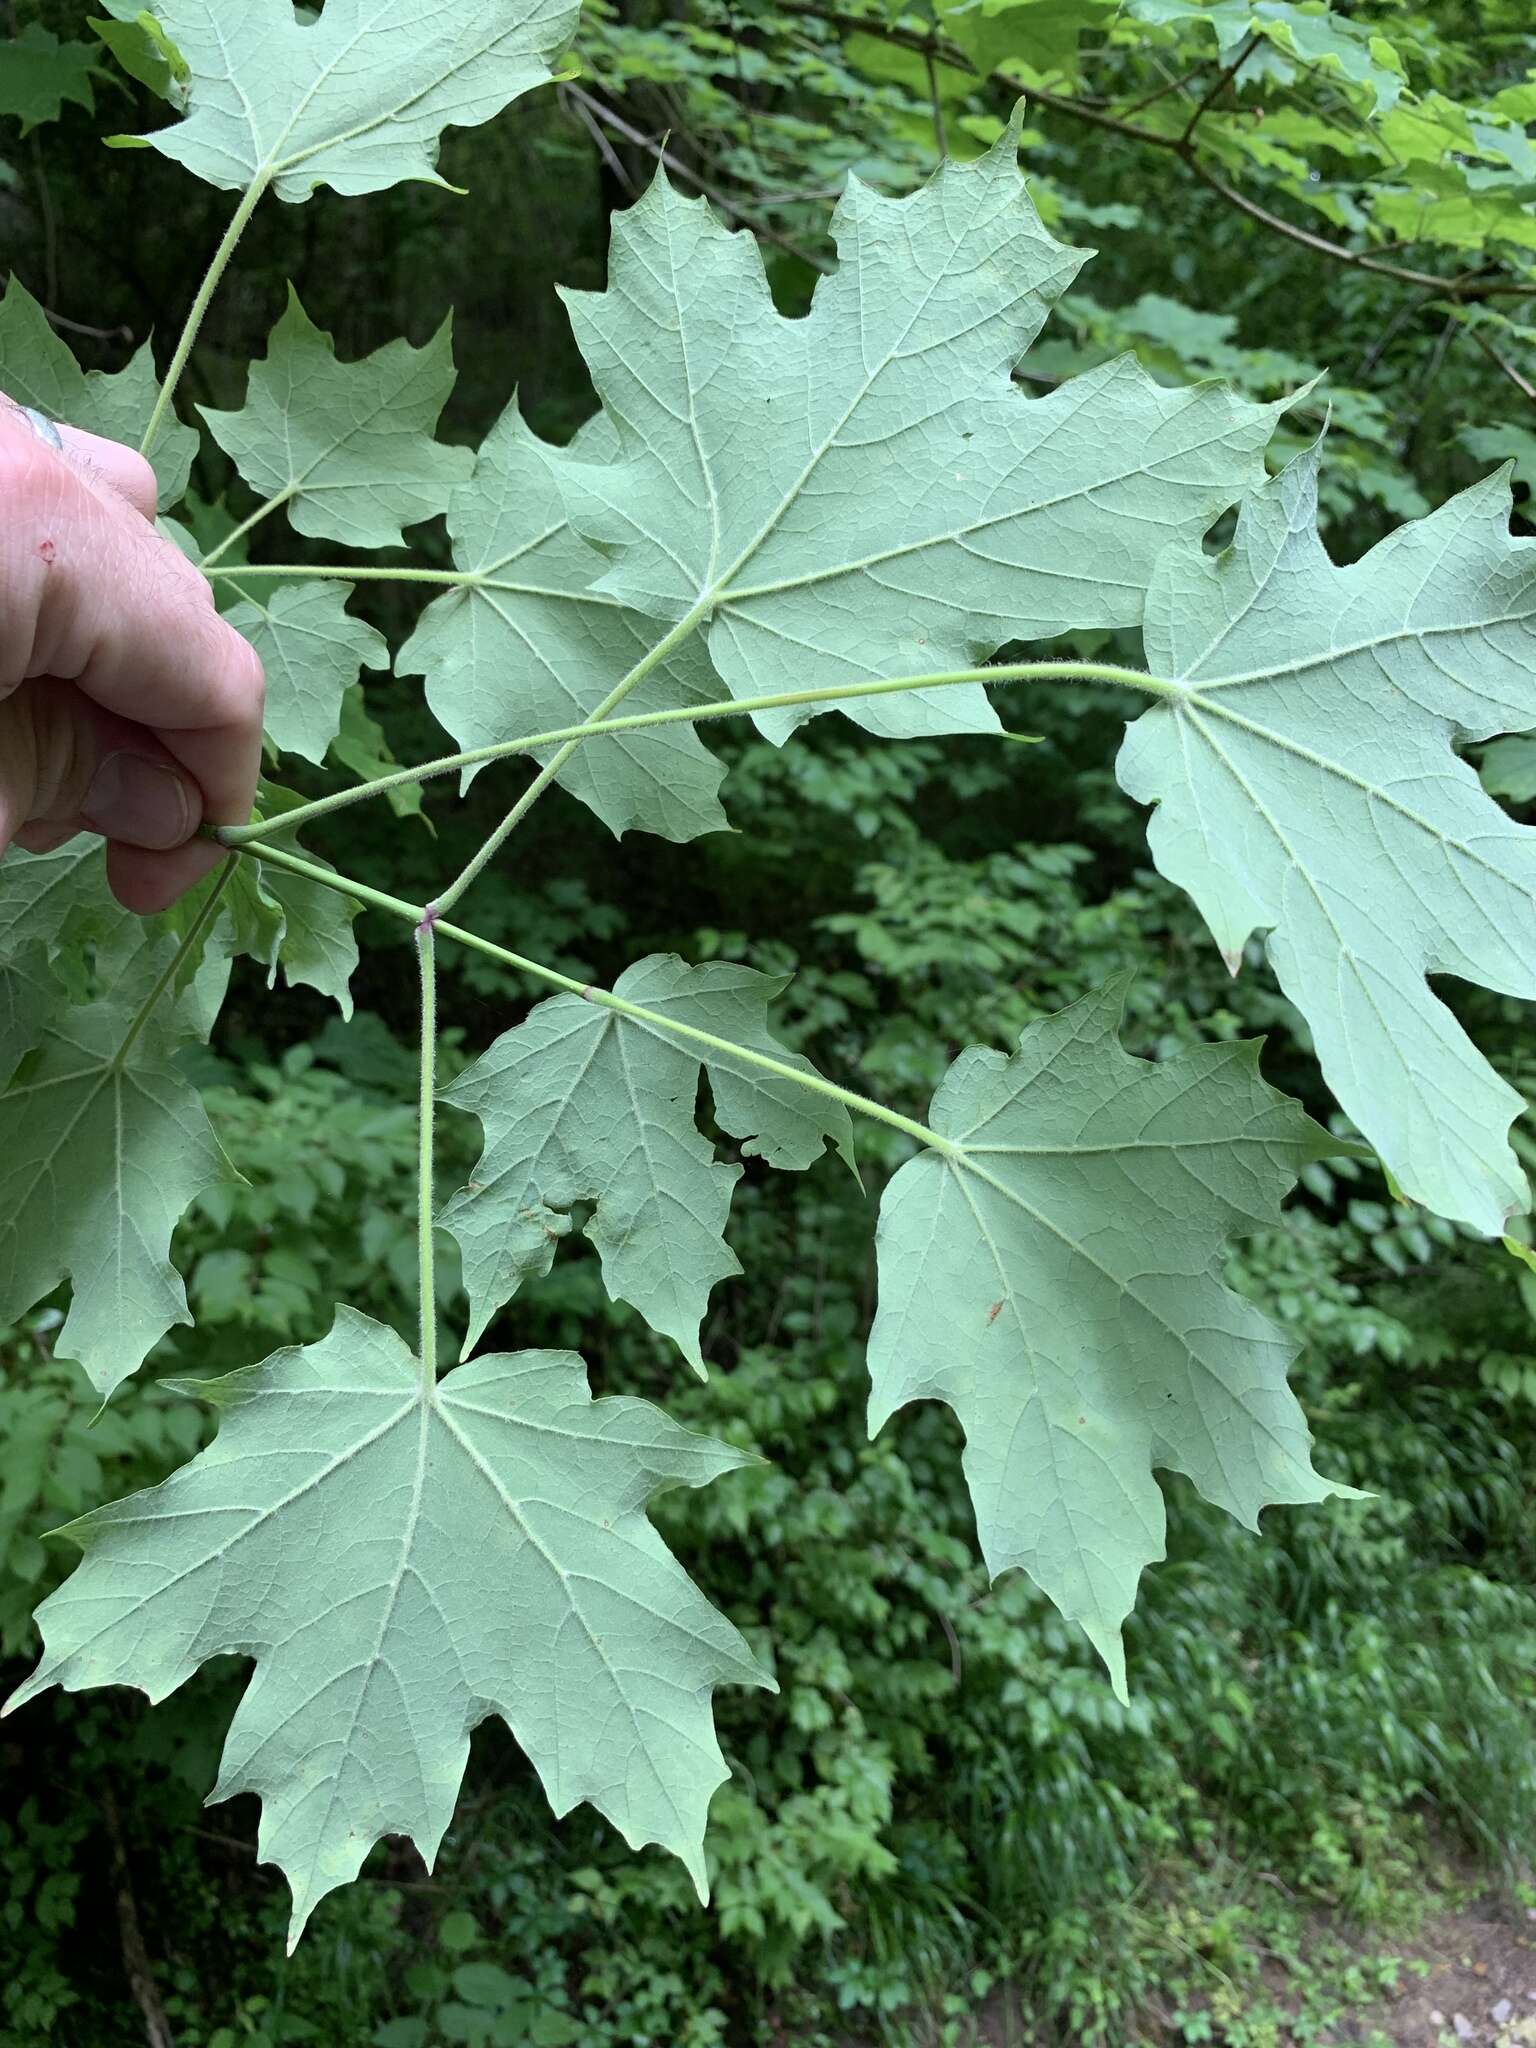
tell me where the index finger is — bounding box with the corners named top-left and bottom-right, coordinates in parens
top-left (1, 412), bottom-right (265, 905)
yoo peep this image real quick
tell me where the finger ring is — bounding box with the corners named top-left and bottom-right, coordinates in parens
top-left (18, 406), bottom-right (65, 452)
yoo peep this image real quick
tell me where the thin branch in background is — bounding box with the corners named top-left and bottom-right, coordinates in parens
top-left (44, 306), bottom-right (135, 342)
top-left (0, 274), bottom-right (135, 342)
top-left (1417, 310), bottom-right (1460, 401)
top-left (772, 1), bottom-right (1536, 302)
top-left (1118, 57), bottom-right (1213, 121)
top-left (925, 47), bottom-right (949, 160)
top-left (563, 86), bottom-right (638, 197)
top-left (562, 84), bottom-right (832, 273)
top-left (1356, 289), bottom-right (1433, 376)
top-left (29, 134), bottom-right (59, 308)
top-left (724, 2), bottom-right (767, 178)
top-left (1463, 318), bottom-right (1536, 408)
top-left (103, 1785), bottom-right (176, 2048)
top-left (1176, 30), bottom-right (1262, 150)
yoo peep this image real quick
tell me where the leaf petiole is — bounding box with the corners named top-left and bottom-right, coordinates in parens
top-left (224, 835), bottom-right (950, 1156)
top-left (217, 658), bottom-right (1166, 845)
top-left (431, 597), bottom-right (718, 917)
top-left (141, 173), bottom-right (271, 460)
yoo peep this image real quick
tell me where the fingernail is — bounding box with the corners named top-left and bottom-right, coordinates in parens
top-left (83, 753), bottom-right (195, 849)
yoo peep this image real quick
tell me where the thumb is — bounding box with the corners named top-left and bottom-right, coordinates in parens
top-left (0, 676), bottom-right (204, 855)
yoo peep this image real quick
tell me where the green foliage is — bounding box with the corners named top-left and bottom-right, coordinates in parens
top-left (0, 273), bottom-right (198, 500)
top-left (3, 0), bottom-right (1536, 1990)
top-left (0, 23), bottom-right (98, 134)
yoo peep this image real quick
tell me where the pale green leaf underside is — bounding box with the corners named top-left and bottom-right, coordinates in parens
top-left (0, 812), bottom-right (355, 1019)
top-left (97, 0), bottom-right (579, 200)
top-left (869, 980), bottom-right (1345, 1697)
top-left (555, 125), bottom-right (1289, 745)
top-left (0, 840), bottom-right (117, 966)
top-left (227, 582), bottom-right (389, 763)
top-left (0, 828), bottom-right (348, 1397)
top-left (9, 1310), bottom-right (768, 1943)
top-left (206, 788), bottom-right (361, 1014)
top-left (0, 276), bottom-right (198, 504)
top-left (398, 404), bottom-right (729, 843)
top-left (1118, 442), bottom-right (1536, 1233)
top-left (201, 290), bottom-right (472, 551)
top-left (442, 955), bottom-right (855, 1370)
top-left (0, 960), bottom-right (232, 1398)
top-left (251, 852), bottom-right (359, 1016)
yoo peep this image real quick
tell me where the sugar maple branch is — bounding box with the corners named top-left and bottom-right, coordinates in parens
top-left (224, 835), bottom-right (950, 1156)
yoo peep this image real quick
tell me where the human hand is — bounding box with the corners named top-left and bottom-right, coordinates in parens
top-left (0, 404), bottom-right (265, 913)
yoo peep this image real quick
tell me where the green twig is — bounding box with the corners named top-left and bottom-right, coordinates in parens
top-left (415, 916), bottom-right (439, 1382)
top-left (229, 836), bottom-right (950, 1156)
top-left (217, 658), bottom-right (1163, 845)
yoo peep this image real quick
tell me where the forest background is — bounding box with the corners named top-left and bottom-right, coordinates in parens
top-left (1, 1), bottom-right (1535, 2043)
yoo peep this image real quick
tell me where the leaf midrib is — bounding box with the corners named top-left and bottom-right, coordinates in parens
top-left (692, 178), bottom-right (1011, 612)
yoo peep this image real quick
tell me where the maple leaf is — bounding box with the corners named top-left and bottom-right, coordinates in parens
top-left (94, 0), bottom-right (579, 201)
top-left (1119, 441), bottom-right (1536, 1233)
top-left (201, 289), bottom-right (473, 550)
top-left (0, 943), bottom-right (234, 1400)
top-left (398, 405), bottom-right (729, 843)
top-left (0, 275), bottom-right (198, 503)
top-left (868, 979), bottom-right (1350, 1697)
top-left (225, 582), bottom-right (390, 764)
top-left (8, 1310), bottom-right (770, 1944)
top-left (553, 122), bottom-right (1291, 746)
top-left (442, 956), bottom-right (856, 1369)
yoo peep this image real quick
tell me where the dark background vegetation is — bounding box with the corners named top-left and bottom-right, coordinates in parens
top-left (3, 2), bottom-right (1535, 2042)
